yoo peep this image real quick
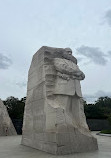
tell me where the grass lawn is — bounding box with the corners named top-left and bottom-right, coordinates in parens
top-left (100, 130), bottom-right (111, 134)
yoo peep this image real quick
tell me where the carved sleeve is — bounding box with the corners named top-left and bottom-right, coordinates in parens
top-left (54, 58), bottom-right (85, 80)
top-left (54, 59), bottom-right (76, 74)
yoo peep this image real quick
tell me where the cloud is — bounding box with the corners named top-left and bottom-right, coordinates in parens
top-left (83, 90), bottom-right (111, 103)
top-left (108, 51), bottom-right (111, 56)
top-left (104, 9), bottom-right (111, 26)
top-left (76, 45), bottom-right (107, 65)
top-left (76, 57), bottom-right (83, 63)
top-left (16, 82), bottom-right (26, 88)
top-left (0, 53), bottom-right (12, 69)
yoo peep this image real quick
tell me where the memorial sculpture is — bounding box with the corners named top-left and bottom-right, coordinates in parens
top-left (22, 46), bottom-right (98, 154)
top-left (0, 99), bottom-right (17, 136)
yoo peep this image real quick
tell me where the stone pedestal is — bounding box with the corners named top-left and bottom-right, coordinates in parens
top-left (0, 99), bottom-right (17, 136)
top-left (22, 46), bottom-right (98, 154)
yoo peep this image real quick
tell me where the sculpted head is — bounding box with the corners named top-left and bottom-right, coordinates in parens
top-left (44, 46), bottom-right (77, 64)
top-left (63, 48), bottom-right (77, 64)
top-left (65, 48), bottom-right (72, 55)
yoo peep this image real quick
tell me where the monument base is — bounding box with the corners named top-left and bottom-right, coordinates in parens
top-left (22, 128), bottom-right (98, 155)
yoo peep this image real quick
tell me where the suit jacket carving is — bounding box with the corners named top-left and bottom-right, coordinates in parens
top-left (53, 58), bottom-right (84, 97)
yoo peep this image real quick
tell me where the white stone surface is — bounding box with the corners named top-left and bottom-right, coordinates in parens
top-left (0, 99), bottom-right (17, 136)
top-left (22, 46), bottom-right (98, 154)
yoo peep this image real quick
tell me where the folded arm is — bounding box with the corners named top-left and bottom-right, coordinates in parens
top-left (54, 58), bottom-right (85, 80)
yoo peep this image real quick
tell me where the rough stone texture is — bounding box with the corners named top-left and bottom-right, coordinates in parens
top-left (22, 46), bottom-right (98, 154)
top-left (0, 99), bottom-right (17, 136)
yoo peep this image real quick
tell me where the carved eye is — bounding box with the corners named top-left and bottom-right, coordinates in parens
top-left (68, 52), bottom-right (72, 55)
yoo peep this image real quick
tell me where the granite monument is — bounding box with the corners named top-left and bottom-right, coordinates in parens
top-left (22, 46), bottom-right (98, 154)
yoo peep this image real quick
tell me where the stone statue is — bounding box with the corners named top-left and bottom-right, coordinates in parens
top-left (22, 46), bottom-right (98, 154)
top-left (0, 99), bottom-right (17, 136)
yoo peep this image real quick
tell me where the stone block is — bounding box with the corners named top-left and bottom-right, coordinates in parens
top-left (22, 46), bottom-right (98, 154)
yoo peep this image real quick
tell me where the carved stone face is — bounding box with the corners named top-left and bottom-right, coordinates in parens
top-left (65, 48), bottom-right (72, 55)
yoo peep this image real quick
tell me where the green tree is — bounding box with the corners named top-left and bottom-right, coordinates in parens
top-left (3, 96), bottom-right (25, 119)
top-left (95, 97), bottom-right (111, 117)
top-left (108, 114), bottom-right (111, 126)
top-left (84, 97), bottom-right (111, 119)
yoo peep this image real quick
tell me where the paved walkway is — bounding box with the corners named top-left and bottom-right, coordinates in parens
top-left (0, 132), bottom-right (111, 158)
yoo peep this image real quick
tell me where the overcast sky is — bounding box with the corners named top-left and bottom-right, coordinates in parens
top-left (0, 0), bottom-right (111, 103)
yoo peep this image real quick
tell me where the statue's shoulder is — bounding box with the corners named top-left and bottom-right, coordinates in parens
top-left (54, 58), bottom-right (72, 63)
top-left (54, 58), bottom-right (65, 64)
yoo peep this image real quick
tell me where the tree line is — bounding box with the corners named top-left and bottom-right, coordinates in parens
top-left (84, 97), bottom-right (111, 120)
top-left (3, 96), bottom-right (26, 120)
